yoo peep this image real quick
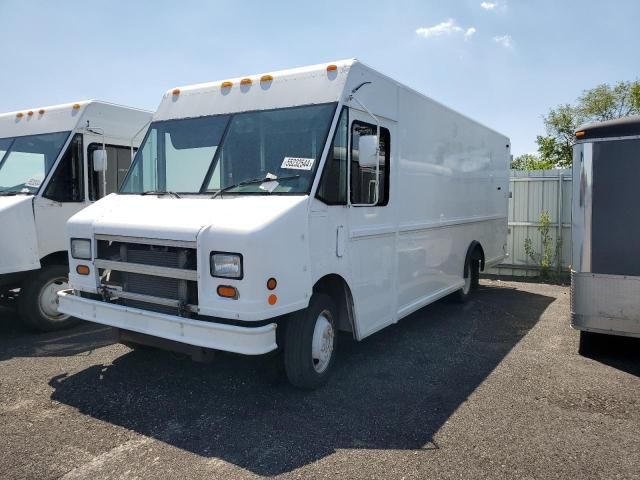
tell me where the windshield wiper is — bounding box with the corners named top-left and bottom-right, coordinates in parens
top-left (140, 190), bottom-right (182, 199)
top-left (211, 174), bottom-right (300, 199)
top-left (0, 190), bottom-right (33, 196)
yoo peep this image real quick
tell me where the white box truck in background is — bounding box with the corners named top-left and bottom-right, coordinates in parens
top-left (58, 60), bottom-right (510, 388)
top-left (0, 101), bottom-right (151, 331)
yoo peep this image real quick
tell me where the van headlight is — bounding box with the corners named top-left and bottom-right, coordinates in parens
top-left (70, 238), bottom-right (92, 260)
top-left (210, 252), bottom-right (243, 279)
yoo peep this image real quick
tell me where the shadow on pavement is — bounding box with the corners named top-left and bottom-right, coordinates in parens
top-left (0, 302), bottom-right (115, 361)
top-left (581, 335), bottom-right (640, 377)
top-left (49, 284), bottom-right (553, 476)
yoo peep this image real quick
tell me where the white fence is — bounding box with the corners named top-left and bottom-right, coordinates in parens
top-left (488, 169), bottom-right (572, 277)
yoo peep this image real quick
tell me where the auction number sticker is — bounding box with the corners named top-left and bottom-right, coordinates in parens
top-left (281, 157), bottom-right (315, 171)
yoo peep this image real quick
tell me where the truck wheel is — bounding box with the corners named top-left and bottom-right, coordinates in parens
top-left (454, 258), bottom-right (479, 303)
top-left (283, 293), bottom-right (337, 390)
top-left (19, 264), bottom-right (79, 332)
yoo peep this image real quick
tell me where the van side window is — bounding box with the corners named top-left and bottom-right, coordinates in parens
top-left (350, 121), bottom-right (390, 206)
top-left (316, 107), bottom-right (348, 205)
top-left (43, 133), bottom-right (84, 202)
top-left (88, 144), bottom-right (136, 200)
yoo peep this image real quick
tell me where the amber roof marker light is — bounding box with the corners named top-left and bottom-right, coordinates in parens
top-left (576, 130), bottom-right (585, 138)
top-left (326, 64), bottom-right (338, 72)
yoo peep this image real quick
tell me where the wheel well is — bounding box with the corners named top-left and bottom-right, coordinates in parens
top-left (464, 241), bottom-right (485, 277)
top-left (40, 251), bottom-right (68, 267)
top-left (312, 274), bottom-right (355, 335)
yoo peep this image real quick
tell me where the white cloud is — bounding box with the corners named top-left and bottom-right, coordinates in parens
top-left (416, 19), bottom-right (477, 39)
top-left (480, 1), bottom-right (498, 9)
top-left (493, 34), bottom-right (513, 48)
top-left (416, 19), bottom-right (462, 38)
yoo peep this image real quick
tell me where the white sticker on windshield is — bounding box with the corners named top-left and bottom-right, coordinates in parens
top-left (25, 178), bottom-right (42, 188)
top-left (281, 157), bottom-right (315, 171)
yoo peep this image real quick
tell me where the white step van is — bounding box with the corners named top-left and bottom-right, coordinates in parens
top-left (58, 60), bottom-right (510, 388)
top-left (0, 101), bottom-right (151, 331)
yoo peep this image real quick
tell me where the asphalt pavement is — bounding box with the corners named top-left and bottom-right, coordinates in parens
top-left (0, 280), bottom-right (638, 479)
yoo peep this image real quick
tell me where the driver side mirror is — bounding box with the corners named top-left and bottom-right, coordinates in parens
top-left (92, 149), bottom-right (108, 173)
top-left (357, 135), bottom-right (379, 168)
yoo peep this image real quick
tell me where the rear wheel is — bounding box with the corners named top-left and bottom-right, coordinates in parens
top-left (455, 258), bottom-right (479, 303)
top-left (18, 264), bottom-right (79, 332)
top-left (283, 293), bottom-right (337, 390)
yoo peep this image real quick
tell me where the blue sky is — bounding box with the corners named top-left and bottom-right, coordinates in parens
top-left (0, 0), bottom-right (638, 156)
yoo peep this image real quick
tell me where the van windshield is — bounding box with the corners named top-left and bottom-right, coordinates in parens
top-left (120, 103), bottom-right (337, 195)
top-left (0, 131), bottom-right (70, 194)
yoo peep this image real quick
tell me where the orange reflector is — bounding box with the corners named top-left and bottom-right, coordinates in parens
top-left (268, 294), bottom-right (277, 305)
top-left (217, 285), bottom-right (238, 299)
top-left (16, 112), bottom-right (24, 118)
top-left (240, 78), bottom-right (252, 85)
top-left (327, 64), bottom-right (338, 72)
top-left (72, 103), bottom-right (81, 110)
top-left (221, 81), bottom-right (233, 88)
top-left (76, 265), bottom-right (90, 275)
top-left (260, 74), bottom-right (273, 82)
top-left (27, 111), bottom-right (34, 116)
top-left (267, 278), bottom-right (277, 290)
top-left (575, 131), bottom-right (585, 138)
top-left (38, 109), bottom-right (45, 115)
top-left (172, 88), bottom-right (180, 95)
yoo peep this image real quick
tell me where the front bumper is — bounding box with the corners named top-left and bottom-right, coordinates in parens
top-left (57, 290), bottom-right (278, 355)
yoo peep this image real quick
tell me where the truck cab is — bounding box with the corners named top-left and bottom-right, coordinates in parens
top-left (0, 101), bottom-right (151, 331)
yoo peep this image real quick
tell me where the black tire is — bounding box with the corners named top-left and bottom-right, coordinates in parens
top-left (18, 264), bottom-right (79, 332)
top-left (283, 293), bottom-right (338, 390)
top-left (454, 258), bottom-right (480, 303)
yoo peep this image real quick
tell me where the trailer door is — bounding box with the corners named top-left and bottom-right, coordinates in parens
top-left (347, 114), bottom-right (397, 338)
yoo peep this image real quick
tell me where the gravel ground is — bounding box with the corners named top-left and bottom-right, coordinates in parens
top-left (0, 280), bottom-right (638, 480)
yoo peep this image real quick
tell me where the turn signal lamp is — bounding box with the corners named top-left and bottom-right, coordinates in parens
top-left (221, 81), bottom-right (233, 88)
top-left (260, 75), bottom-right (273, 83)
top-left (76, 265), bottom-right (90, 276)
top-left (267, 278), bottom-right (277, 290)
top-left (217, 285), bottom-right (238, 299)
top-left (268, 294), bottom-right (278, 305)
top-left (240, 78), bottom-right (252, 85)
top-left (326, 64), bottom-right (338, 72)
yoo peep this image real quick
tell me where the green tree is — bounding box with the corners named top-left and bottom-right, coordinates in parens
top-left (536, 80), bottom-right (640, 168)
top-left (510, 153), bottom-right (553, 171)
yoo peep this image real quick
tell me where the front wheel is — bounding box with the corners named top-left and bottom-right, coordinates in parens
top-left (283, 293), bottom-right (338, 390)
top-left (18, 264), bottom-right (79, 332)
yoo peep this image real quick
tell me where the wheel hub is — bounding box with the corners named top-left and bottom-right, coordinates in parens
top-left (39, 277), bottom-right (70, 321)
top-left (311, 311), bottom-right (334, 374)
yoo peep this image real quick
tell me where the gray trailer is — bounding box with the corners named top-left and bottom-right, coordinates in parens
top-left (571, 116), bottom-right (640, 353)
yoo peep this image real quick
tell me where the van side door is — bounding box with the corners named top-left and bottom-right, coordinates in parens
top-left (346, 113), bottom-right (397, 338)
top-left (33, 133), bottom-right (88, 259)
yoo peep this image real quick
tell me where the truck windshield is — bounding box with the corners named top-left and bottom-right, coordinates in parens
top-left (120, 103), bottom-right (337, 195)
top-left (0, 131), bottom-right (70, 194)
